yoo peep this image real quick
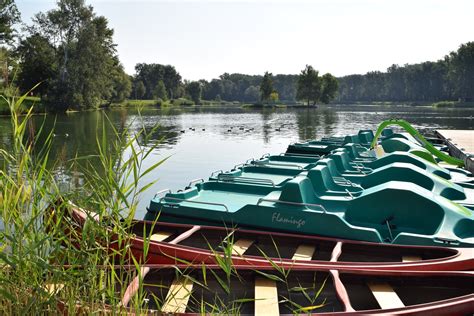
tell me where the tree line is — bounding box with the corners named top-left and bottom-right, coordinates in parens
top-left (1, 0), bottom-right (338, 111)
top-left (1, 0), bottom-right (472, 112)
top-left (337, 42), bottom-right (474, 103)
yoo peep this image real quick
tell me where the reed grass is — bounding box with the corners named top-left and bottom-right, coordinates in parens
top-left (0, 89), bottom-right (166, 314)
top-left (0, 90), bottom-right (327, 314)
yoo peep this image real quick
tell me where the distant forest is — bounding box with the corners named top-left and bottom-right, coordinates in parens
top-left (131, 42), bottom-right (474, 104)
top-left (337, 44), bottom-right (474, 103)
top-left (2, 0), bottom-right (473, 112)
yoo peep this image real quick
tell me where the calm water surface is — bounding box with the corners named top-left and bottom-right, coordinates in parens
top-left (1, 105), bottom-right (473, 218)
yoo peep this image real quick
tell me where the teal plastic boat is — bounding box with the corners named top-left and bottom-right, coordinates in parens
top-left (286, 130), bottom-right (376, 156)
top-left (147, 176), bottom-right (474, 247)
top-left (147, 122), bottom-right (474, 248)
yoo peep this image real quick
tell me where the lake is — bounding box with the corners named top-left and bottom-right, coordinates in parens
top-left (1, 104), bottom-right (473, 218)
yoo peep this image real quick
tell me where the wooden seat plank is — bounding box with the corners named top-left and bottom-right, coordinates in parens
top-left (232, 239), bottom-right (254, 256)
top-left (292, 244), bottom-right (316, 261)
top-left (402, 255), bottom-right (421, 262)
top-left (150, 231), bottom-right (173, 242)
top-left (44, 283), bottom-right (64, 294)
top-left (367, 282), bottom-right (405, 309)
top-left (255, 278), bottom-right (279, 316)
top-left (161, 277), bottom-right (193, 313)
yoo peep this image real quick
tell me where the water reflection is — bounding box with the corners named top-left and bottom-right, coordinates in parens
top-left (1, 105), bottom-right (473, 218)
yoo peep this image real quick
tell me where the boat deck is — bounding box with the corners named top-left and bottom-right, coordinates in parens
top-left (225, 171), bottom-right (295, 186)
top-left (180, 190), bottom-right (264, 213)
top-left (436, 129), bottom-right (474, 173)
top-left (255, 160), bottom-right (313, 169)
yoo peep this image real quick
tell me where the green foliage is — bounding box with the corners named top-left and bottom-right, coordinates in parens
top-left (0, 96), bottom-right (44, 114)
top-left (186, 81), bottom-right (201, 105)
top-left (152, 80), bottom-right (168, 100)
top-left (448, 42), bottom-right (474, 101)
top-left (111, 99), bottom-right (162, 107)
top-left (259, 71), bottom-right (273, 102)
top-left (296, 65), bottom-right (322, 106)
top-left (110, 65), bottom-right (132, 103)
top-left (0, 91), bottom-right (167, 314)
top-left (432, 101), bottom-right (456, 108)
top-left (15, 0), bottom-right (128, 112)
top-left (133, 63), bottom-right (182, 100)
top-left (172, 97), bottom-right (194, 106)
top-left (270, 91), bottom-right (279, 103)
top-left (0, 46), bottom-right (18, 93)
top-left (243, 85), bottom-right (260, 102)
top-left (338, 42), bottom-right (474, 103)
top-left (0, 0), bottom-right (20, 45)
top-left (133, 80), bottom-right (146, 99)
top-left (320, 73), bottom-right (338, 104)
top-left (16, 34), bottom-right (57, 97)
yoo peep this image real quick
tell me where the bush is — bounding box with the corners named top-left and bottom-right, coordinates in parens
top-left (172, 98), bottom-right (194, 106)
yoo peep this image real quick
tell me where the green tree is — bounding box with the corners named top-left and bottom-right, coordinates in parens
top-left (448, 42), bottom-right (474, 101)
top-left (110, 65), bottom-right (131, 103)
top-left (270, 91), bottom-right (279, 103)
top-left (133, 80), bottom-right (146, 99)
top-left (243, 85), bottom-right (260, 102)
top-left (260, 71), bottom-right (273, 102)
top-left (24, 0), bottom-right (123, 111)
top-left (186, 81), bottom-right (201, 104)
top-left (17, 34), bottom-right (57, 97)
top-left (320, 73), bottom-right (339, 104)
top-left (152, 80), bottom-right (168, 100)
top-left (296, 65), bottom-right (322, 106)
top-left (134, 63), bottom-right (182, 99)
top-left (0, 0), bottom-right (20, 45)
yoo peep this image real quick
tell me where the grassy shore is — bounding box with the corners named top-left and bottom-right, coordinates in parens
top-left (0, 94), bottom-right (167, 313)
top-left (335, 100), bottom-right (474, 107)
top-left (110, 98), bottom-right (242, 108)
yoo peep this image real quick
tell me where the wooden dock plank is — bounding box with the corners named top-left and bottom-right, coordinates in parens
top-left (255, 278), bottom-right (279, 316)
top-left (232, 239), bottom-right (254, 256)
top-left (437, 130), bottom-right (474, 154)
top-left (367, 282), bottom-right (405, 309)
top-left (402, 255), bottom-right (421, 262)
top-left (292, 245), bottom-right (316, 261)
top-left (150, 231), bottom-right (173, 242)
top-left (161, 277), bottom-right (193, 313)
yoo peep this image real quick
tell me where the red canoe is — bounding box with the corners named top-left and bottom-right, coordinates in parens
top-left (56, 201), bottom-right (474, 271)
top-left (62, 264), bottom-right (474, 315)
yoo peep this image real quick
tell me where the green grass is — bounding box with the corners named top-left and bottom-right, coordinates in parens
top-left (0, 96), bottom-right (44, 115)
top-left (432, 100), bottom-right (474, 108)
top-left (111, 98), bottom-right (198, 108)
top-left (110, 99), bottom-right (163, 107)
top-left (0, 91), bottom-right (166, 314)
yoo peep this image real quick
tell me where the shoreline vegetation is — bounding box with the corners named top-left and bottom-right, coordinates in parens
top-left (2, 97), bottom-right (473, 116)
top-left (1, 0), bottom-right (473, 114)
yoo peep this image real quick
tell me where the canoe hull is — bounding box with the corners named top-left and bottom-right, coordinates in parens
top-left (58, 202), bottom-right (474, 272)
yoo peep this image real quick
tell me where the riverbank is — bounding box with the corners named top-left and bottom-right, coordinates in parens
top-left (3, 96), bottom-right (474, 117)
top-left (109, 98), bottom-right (242, 108)
top-left (335, 100), bottom-right (474, 108)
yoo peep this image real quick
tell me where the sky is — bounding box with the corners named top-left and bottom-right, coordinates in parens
top-left (16, 0), bottom-right (474, 81)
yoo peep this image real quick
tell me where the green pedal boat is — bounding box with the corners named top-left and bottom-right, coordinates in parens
top-left (147, 175), bottom-right (474, 248)
top-left (147, 121), bottom-right (474, 248)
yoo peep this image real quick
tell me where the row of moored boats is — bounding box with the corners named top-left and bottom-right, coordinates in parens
top-left (56, 120), bottom-right (474, 315)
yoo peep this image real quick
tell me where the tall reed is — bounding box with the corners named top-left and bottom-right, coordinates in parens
top-left (0, 90), bottom-right (165, 314)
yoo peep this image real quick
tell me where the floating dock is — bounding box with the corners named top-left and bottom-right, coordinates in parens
top-left (436, 129), bottom-right (474, 173)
